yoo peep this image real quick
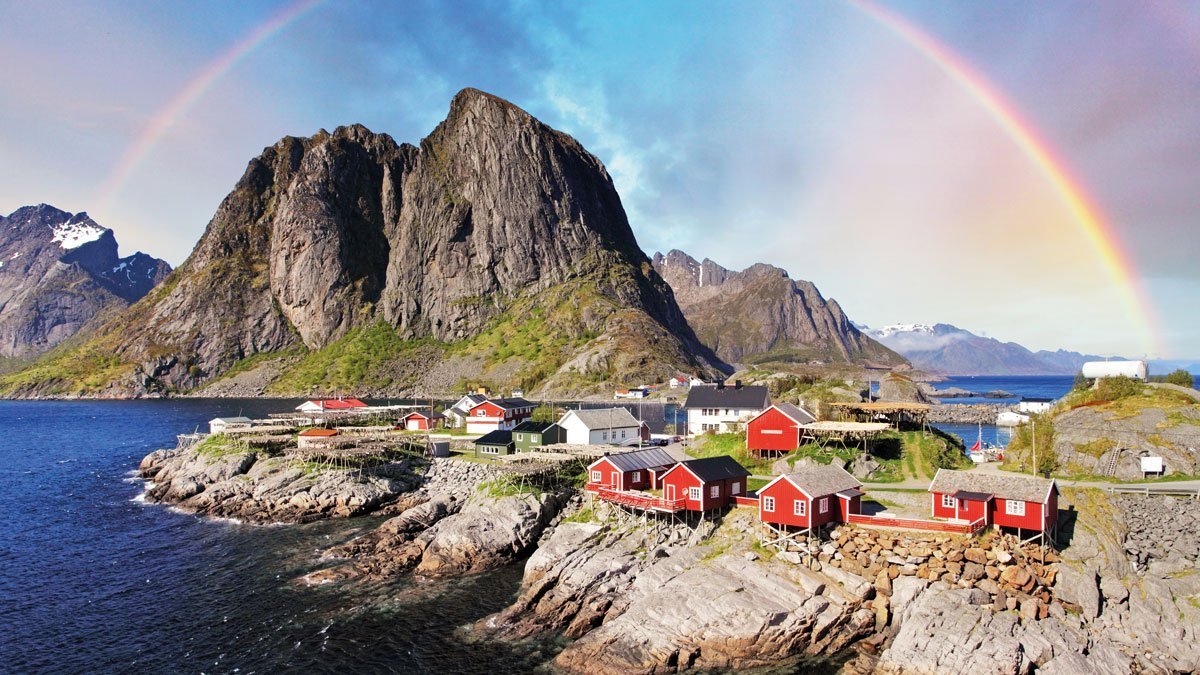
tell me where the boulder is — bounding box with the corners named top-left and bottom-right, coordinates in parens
top-left (1053, 565), bottom-right (1100, 620)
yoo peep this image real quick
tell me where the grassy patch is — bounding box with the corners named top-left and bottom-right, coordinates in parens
top-left (194, 434), bottom-right (253, 459)
top-left (1074, 438), bottom-right (1116, 458)
top-left (479, 476), bottom-right (543, 498)
top-left (211, 346), bottom-right (306, 382)
top-left (268, 321), bottom-right (444, 393)
top-left (562, 506), bottom-right (595, 523)
top-left (747, 477), bottom-right (771, 492)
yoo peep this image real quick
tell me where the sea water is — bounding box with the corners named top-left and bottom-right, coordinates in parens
top-left (0, 400), bottom-right (554, 673)
top-left (929, 376), bottom-right (1074, 449)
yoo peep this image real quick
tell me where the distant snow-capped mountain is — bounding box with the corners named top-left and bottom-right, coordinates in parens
top-left (865, 323), bottom-right (1110, 375)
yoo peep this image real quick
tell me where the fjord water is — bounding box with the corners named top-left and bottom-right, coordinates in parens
top-left (0, 400), bottom-right (550, 674)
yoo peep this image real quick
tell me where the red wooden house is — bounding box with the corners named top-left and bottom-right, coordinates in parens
top-left (465, 397), bottom-right (535, 434)
top-left (758, 464), bottom-right (863, 536)
top-left (746, 403), bottom-right (816, 455)
top-left (586, 447), bottom-right (679, 492)
top-left (927, 469), bottom-right (1059, 543)
top-left (399, 410), bottom-right (445, 431)
top-left (658, 456), bottom-right (751, 512)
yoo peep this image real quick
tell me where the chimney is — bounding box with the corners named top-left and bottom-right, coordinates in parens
top-left (716, 380), bottom-right (725, 390)
top-left (735, 380), bottom-right (743, 389)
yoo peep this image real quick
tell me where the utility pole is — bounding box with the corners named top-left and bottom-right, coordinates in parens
top-left (1031, 419), bottom-right (1037, 477)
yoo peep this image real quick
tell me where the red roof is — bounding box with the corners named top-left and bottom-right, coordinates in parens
top-left (309, 398), bottom-right (367, 410)
top-left (299, 428), bottom-right (339, 437)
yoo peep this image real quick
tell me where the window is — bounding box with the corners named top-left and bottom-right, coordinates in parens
top-left (763, 496), bottom-right (776, 512)
top-left (794, 499), bottom-right (806, 516)
top-left (762, 429), bottom-right (782, 435)
top-left (481, 446), bottom-right (498, 454)
top-left (591, 470), bottom-right (601, 483)
top-left (476, 410), bottom-right (485, 416)
top-left (631, 471), bottom-right (642, 482)
top-left (688, 487), bottom-right (701, 500)
top-left (620, 430), bottom-right (626, 439)
top-left (601, 431), bottom-right (608, 441)
top-left (709, 485), bottom-right (720, 498)
top-left (1005, 500), bottom-right (1026, 516)
top-left (941, 494), bottom-right (955, 509)
top-left (731, 482), bottom-right (741, 495)
top-left (516, 434), bottom-right (524, 442)
top-left (819, 497), bottom-right (829, 513)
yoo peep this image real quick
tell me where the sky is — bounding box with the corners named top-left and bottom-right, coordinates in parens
top-left (0, 0), bottom-right (1197, 359)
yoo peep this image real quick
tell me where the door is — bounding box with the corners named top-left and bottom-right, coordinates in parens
top-left (611, 471), bottom-right (620, 489)
top-left (665, 484), bottom-right (676, 501)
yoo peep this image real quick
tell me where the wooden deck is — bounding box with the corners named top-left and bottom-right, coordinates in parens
top-left (593, 486), bottom-right (685, 513)
top-left (847, 512), bottom-right (987, 535)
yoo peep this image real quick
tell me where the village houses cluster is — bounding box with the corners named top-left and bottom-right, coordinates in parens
top-left (208, 378), bottom-right (1061, 548)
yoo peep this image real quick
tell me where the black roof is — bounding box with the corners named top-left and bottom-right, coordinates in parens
top-left (683, 384), bottom-right (770, 409)
top-left (677, 456), bottom-right (751, 482)
top-left (1022, 397), bottom-right (1054, 403)
top-left (511, 421), bottom-right (561, 434)
top-left (953, 490), bottom-right (994, 502)
top-left (598, 448), bottom-right (679, 472)
top-left (475, 430), bottom-right (514, 446)
top-left (490, 397), bottom-right (534, 410)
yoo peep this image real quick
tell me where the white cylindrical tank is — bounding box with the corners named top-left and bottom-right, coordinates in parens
top-left (1081, 360), bottom-right (1147, 380)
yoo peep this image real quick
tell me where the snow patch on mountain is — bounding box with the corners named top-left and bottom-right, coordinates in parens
top-left (50, 216), bottom-right (106, 249)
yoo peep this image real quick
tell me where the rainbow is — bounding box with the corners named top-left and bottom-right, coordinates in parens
top-left (847, 0), bottom-right (1163, 357)
top-left (94, 0), bottom-right (324, 213)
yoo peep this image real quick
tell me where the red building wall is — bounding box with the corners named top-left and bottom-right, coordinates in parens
top-left (747, 407), bottom-right (801, 453)
top-left (992, 498), bottom-right (1046, 530)
top-left (660, 467), bottom-right (743, 511)
top-left (759, 479), bottom-right (811, 528)
top-left (837, 494), bottom-right (861, 521)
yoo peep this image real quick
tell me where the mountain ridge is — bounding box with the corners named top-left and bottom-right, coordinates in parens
top-left (651, 249), bottom-right (905, 369)
top-left (865, 322), bottom-right (1114, 375)
top-left (0, 89), bottom-right (721, 397)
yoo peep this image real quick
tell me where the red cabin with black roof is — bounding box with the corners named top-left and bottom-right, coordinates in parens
top-left (658, 456), bottom-right (751, 511)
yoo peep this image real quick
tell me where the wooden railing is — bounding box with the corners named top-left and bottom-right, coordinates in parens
top-left (596, 487), bottom-right (685, 512)
top-left (848, 512), bottom-right (987, 535)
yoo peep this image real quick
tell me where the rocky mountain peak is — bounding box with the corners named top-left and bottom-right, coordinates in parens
top-left (652, 249), bottom-right (905, 368)
top-left (0, 205), bottom-right (171, 359)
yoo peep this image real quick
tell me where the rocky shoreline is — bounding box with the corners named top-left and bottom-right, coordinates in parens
top-left (137, 443), bottom-right (1200, 673)
top-left (928, 403), bottom-right (1008, 425)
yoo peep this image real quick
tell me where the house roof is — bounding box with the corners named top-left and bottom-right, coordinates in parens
top-left (473, 397), bottom-right (534, 411)
top-left (403, 410), bottom-right (445, 420)
top-left (683, 383), bottom-right (770, 410)
top-left (298, 398), bottom-right (367, 410)
top-left (954, 490), bottom-right (995, 502)
top-left (209, 417), bottom-right (252, 424)
top-left (299, 428), bottom-right (339, 437)
top-left (511, 421), bottom-right (562, 434)
top-left (593, 447), bottom-right (677, 472)
top-left (475, 430), bottom-right (514, 446)
top-left (449, 394), bottom-right (489, 414)
top-left (564, 407), bottom-right (641, 430)
top-left (749, 403), bottom-right (815, 426)
top-left (928, 469), bottom-right (1056, 504)
top-left (773, 464), bottom-right (862, 497)
top-left (672, 456), bottom-right (751, 482)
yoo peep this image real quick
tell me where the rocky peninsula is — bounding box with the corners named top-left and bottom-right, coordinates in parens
top-left (136, 440), bottom-right (1200, 673)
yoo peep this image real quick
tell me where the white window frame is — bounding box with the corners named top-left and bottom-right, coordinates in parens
top-left (590, 470), bottom-right (601, 483)
top-left (476, 410), bottom-right (485, 416)
top-left (1005, 500), bottom-right (1026, 516)
top-left (688, 487), bottom-right (701, 500)
top-left (481, 446), bottom-right (498, 454)
top-left (601, 431), bottom-right (608, 441)
top-left (631, 471), bottom-right (642, 482)
top-left (763, 496), bottom-right (776, 512)
top-left (941, 494), bottom-right (955, 509)
top-left (709, 485), bottom-right (720, 498)
top-left (794, 499), bottom-right (806, 516)
top-left (516, 433), bottom-right (523, 441)
top-left (819, 497), bottom-right (829, 514)
top-left (762, 429), bottom-right (782, 435)
top-left (731, 482), bottom-right (741, 495)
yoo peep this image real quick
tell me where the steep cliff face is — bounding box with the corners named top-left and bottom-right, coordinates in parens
top-left (652, 250), bottom-right (903, 368)
top-left (0, 205), bottom-right (170, 362)
top-left (3, 89), bottom-right (718, 396)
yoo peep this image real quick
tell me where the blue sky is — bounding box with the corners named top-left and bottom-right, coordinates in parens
top-left (0, 0), bottom-right (1196, 359)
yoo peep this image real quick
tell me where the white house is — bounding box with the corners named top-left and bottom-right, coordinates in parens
top-left (558, 407), bottom-right (645, 445)
top-left (996, 410), bottom-right (1030, 427)
top-left (614, 387), bottom-right (650, 399)
top-left (668, 376), bottom-right (689, 389)
top-left (208, 417), bottom-right (252, 434)
top-left (295, 398), bottom-right (368, 414)
top-left (682, 381), bottom-right (771, 435)
top-left (1016, 398), bottom-right (1054, 414)
top-left (443, 393), bottom-right (489, 428)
